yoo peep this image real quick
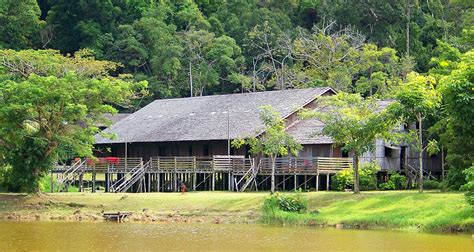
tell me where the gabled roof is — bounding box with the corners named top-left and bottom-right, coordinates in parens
top-left (96, 87), bottom-right (334, 144)
top-left (286, 118), bottom-right (333, 145)
top-left (103, 113), bottom-right (131, 124)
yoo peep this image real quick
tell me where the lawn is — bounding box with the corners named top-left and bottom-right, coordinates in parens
top-left (0, 191), bottom-right (472, 232)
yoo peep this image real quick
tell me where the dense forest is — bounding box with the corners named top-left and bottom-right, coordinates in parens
top-left (0, 0), bottom-right (472, 192)
top-left (1, 0), bottom-right (471, 98)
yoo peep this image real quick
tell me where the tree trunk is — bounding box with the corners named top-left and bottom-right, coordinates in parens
top-left (271, 155), bottom-right (276, 194)
top-left (189, 61), bottom-right (193, 97)
top-left (418, 117), bottom-right (423, 193)
top-left (406, 0), bottom-right (411, 57)
top-left (441, 146), bottom-right (445, 180)
top-left (353, 154), bottom-right (360, 194)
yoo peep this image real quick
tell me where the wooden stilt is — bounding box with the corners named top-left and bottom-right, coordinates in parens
top-left (294, 174), bottom-right (297, 191)
top-left (326, 174), bottom-right (330, 191)
top-left (105, 172), bottom-right (109, 193)
top-left (50, 170), bottom-right (54, 193)
top-left (147, 173), bottom-right (151, 192)
top-left (283, 175), bottom-right (286, 191)
top-left (157, 173), bottom-right (160, 192)
top-left (92, 169), bottom-right (96, 193)
top-left (304, 175), bottom-right (307, 190)
top-left (193, 172), bottom-right (196, 191)
top-left (79, 173), bottom-right (84, 192)
top-left (212, 171), bottom-right (215, 191)
top-left (316, 172), bottom-right (319, 191)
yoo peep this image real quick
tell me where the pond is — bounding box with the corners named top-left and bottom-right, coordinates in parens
top-left (0, 221), bottom-right (472, 251)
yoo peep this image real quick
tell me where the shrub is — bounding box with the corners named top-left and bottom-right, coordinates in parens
top-left (423, 180), bottom-right (441, 190)
top-left (0, 165), bottom-right (15, 192)
top-left (379, 180), bottom-right (396, 190)
top-left (389, 173), bottom-right (407, 190)
top-left (331, 168), bottom-right (353, 191)
top-left (461, 165), bottom-right (474, 206)
top-left (359, 162), bottom-right (378, 190)
top-left (331, 161), bottom-right (379, 191)
top-left (263, 192), bottom-right (307, 213)
top-left (379, 173), bottom-right (407, 190)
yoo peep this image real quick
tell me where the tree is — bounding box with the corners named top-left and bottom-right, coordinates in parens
top-left (46, 0), bottom-right (117, 54)
top-left (304, 92), bottom-right (396, 193)
top-left (181, 28), bottom-right (244, 96)
top-left (390, 72), bottom-right (441, 193)
top-left (292, 22), bottom-right (366, 91)
top-left (0, 0), bottom-right (43, 50)
top-left (0, 50), bottom-right (147, 192)
top-left (462, 165), bottom-right (474, 206)
top-left (232, 106), bottom-right (302, 194)
top-left (437, 49), bottom-right (474, 189)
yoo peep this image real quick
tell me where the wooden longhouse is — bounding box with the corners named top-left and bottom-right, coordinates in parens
top-left (52, 87), bottom-right (441, 193)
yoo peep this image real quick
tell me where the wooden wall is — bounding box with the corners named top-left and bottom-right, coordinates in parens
top-left (95, 140), bottom-right (247, 160)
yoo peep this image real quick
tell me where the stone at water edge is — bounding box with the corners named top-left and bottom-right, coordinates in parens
top-left (335, 224), bottom-right (344, 229)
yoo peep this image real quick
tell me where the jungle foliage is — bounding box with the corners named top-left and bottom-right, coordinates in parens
top-left (0, 0), bottom-right (472, 192)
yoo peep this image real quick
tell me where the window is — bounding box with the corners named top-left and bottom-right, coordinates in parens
top-left (384, 147), bottom-right (392, 158)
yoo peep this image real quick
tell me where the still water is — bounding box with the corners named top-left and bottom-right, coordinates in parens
top-left (0, 221), bottom-right (472, 251)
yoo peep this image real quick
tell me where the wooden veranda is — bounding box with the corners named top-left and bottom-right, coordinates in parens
top-left (52, 155), bottom-right (353, 193)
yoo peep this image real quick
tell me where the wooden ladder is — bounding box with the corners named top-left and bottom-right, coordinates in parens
top-left (58, 159), bottom-right (86, 192)
top-left (111, 161), bottom-right (147, 193)
top-left (239, 159), bottom-right (260, 192)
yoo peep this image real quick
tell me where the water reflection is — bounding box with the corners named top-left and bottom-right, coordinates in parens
top-left (0, 221), bottom-right (472, 251)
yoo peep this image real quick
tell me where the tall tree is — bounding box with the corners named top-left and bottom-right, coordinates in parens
top-left (0, 0), bottom-right (43, 50)
top-left (0, 50), bottom-right (147, 192)
top-left (233, 106), bottom-right (302, 194)
top-left (437, 49), bottom-right (474, 189)
top-left (304, 93), bottom-right (396, 193)
top-left (390, 72), bottom-right (442, 192)
top-left (46, 0), bottom-right (117, 54)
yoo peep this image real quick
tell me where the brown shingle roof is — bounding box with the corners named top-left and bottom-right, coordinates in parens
top-left (96, 87), bottom-right (334, 144)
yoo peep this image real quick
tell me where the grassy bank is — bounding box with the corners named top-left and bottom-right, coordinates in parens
top-left (0, 191), bottom-right (472, 233)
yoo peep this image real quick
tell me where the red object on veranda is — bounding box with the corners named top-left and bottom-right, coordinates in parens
top-left (105, 157), bottom-right (120, 165)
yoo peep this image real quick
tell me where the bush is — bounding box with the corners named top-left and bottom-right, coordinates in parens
top-left (0, 165), bottom-right (14, 192)
top-left (390, 173), bottom-right (407, 189)
top-left (331, 161), bottom-right (379, 191)
top-left (359, 162), bottom-right (378, 190)
top-left (379, 173), bottom-right (407, 190)
top-left (423, 180), bottom-right (441, 190)
top-left (461, 165), bottom-right (474, 206)
top-left (379, 180), bottom-right (396, 190)
top-left (263, 192), bottom-right (307, 213)
top-left (331, 168), bottom-right (353, 191)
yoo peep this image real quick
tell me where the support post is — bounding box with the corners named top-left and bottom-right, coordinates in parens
top-left (147, 173), bottom-right (151, 193)
top-left (157, 173), bottom-right (160, 192)
top-left (212, 172), bottom-right (215, 191)
top-left (105, 171), bottom-right (110, 193)
top-left (193, 172), bottom-right (196, 191)
top-left (79, 173), bottom-right (84, 193)
top-left (283, 175), bottom-right (286, 191)
top-left (228, 172), bottom-right (231, 191)
top-left (294, 174), bottom-right (297, 191)
top-left (50, 170), bottom-right (54, 193)
top-left (316, 172), bottom-right (319, 191)
top-left (326, 174), bottom-right (330, 191)
top-left (174, 157), bottom-right (177, 192)
top-left (92, 169), bottom-right (96, 193)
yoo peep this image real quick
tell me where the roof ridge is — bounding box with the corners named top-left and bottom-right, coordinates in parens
top-left (149, 87), bottom-right (330, 104)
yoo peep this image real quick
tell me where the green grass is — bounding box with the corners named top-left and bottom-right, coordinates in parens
top-left (0, 191), bottom-right (472, 232)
